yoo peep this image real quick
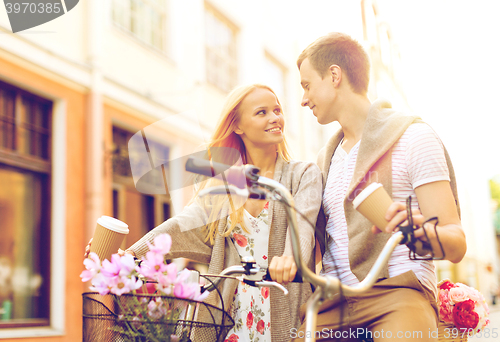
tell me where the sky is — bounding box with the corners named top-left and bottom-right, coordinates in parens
top-left (375, 0), bottom-right (500, 181)
top-left (286, 0), bottom-right (500, 182)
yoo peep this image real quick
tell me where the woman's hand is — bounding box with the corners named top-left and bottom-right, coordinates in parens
top-left (83, 238), bottom-right (93, 258)
top-left (268, 255), bottom-right (297, 284)
top-left (118, 249), bottom-right (135, 257)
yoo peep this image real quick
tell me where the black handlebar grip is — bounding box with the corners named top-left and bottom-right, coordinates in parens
top-left (185, 157), bottom-right (247, 189)
top-left (409, 239), bottom-right (433, 257)
top-left (264, 268), bottom-right (303, 283)
top-left (185, 157), bottom-right (218, 177)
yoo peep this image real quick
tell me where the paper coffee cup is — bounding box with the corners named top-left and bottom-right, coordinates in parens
top-left (352, 183), bottom-right (393, 230)
top-left (89, 216), bottom-right (129, 262)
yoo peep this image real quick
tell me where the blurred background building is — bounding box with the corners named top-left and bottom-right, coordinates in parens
top-left (0, 0), bottom-right (498, 340)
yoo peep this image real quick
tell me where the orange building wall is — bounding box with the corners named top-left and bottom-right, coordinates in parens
top-left (0, 56), bottom-right (87, 341)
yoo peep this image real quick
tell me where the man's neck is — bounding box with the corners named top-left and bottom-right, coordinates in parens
top-left (337, 95), bottom-right (371, 153)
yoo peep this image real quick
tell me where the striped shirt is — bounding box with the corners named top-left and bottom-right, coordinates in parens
top-left (321, 123), bottom-right (450, 295)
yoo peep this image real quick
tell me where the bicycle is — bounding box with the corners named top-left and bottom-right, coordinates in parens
top-left (185, 156), bottom-right (443, 342)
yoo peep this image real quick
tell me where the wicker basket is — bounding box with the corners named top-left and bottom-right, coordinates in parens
top-left (438, 321), bottom-right (470, 342)
top-left (82, 292), bottom-right (234, 342)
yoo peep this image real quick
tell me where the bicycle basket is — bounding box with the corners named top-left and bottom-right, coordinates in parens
top-left (82, 292), bottom-right (234, 342)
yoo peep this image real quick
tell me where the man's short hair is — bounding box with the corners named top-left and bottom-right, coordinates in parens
top-left (297, 32), bottom-right (370, 95)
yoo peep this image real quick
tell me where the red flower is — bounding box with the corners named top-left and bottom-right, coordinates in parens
top-left (262, 255), bottom-right (267, 260)
top-left (261, 287), bottom-right (269, 299)
top-left (263, 202), bottom-right (269, 210)
top-left (439, 280), bottom-right (457, 290)
top-left (225, 333), bottom-right (239, 342)
top-left (246, 311), bottom-right (253, 329)
top-left (257, 320), bottom-right (265, 334)
top-left (233, 234), bottom-right (248, 247)
top-left (136, 282), bottom-right (156, 294)
top-left (453, 299), bottom-right (479, 330)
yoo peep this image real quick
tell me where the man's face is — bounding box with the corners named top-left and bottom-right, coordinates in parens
top-left (299, 58), bottom-right (336, 125)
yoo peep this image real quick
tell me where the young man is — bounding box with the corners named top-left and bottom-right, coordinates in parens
top-left (292, 32), bottom-right (466, 341)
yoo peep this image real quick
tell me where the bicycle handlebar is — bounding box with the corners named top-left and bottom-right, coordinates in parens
top-left (263, 268), bottom-right (303, 283)
top-left (185, 156), bottom-right (441, 342)
top-left (200, 257), bottom-right (289, 295)
top-left (185, 157), bottom-right (431, 296)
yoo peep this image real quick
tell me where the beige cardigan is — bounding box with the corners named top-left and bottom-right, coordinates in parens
top-left (316, 99), bottom-right (460, 282)
top-left (128, 156), bottom-right (322, 342)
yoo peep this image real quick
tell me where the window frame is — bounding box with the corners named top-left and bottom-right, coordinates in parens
top-left (111, 125), bottom-right (172, 242)
top-left (111, 0), bottom-right (168, 53)
top-left (0, 80), bottom-right (53, 329)
top-left (204, 2), bottom-right (238, 93)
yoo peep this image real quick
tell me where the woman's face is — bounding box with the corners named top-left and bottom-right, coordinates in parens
top-left (234, 88), bottom-right (284, 149)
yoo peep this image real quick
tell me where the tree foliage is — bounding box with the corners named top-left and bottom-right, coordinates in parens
top-left (489, 179), bottom-right (500, 206)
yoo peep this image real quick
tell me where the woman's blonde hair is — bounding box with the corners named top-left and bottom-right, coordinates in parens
top-left (195, 84), bottom-right (291, 244)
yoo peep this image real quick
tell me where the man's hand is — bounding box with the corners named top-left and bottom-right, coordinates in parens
top-left (372, 181), bottom-right (466, 263)
top-left (268, 255), bottom-right (297, 284)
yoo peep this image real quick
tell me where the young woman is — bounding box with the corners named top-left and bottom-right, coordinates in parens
top-left (88, 84), bottom-right (322, 342)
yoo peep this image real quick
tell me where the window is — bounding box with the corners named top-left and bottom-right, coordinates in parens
top-left (112, 0), bottom-right (167, 51)
top-left (204, 3), bottom-right (238, 92)
top-left (263, 53), bottom-right (286, 105)
top-left (111, 126), bottom-right (171, 248)
top-left (0, 80), bottom-right (52, 328)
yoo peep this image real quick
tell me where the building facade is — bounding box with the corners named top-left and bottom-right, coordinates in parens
top-left (0, 1), bottom-right (496, 341)
top-left (0, 0), bottom-right (331, 339)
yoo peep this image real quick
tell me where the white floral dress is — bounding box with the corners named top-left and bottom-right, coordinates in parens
top-left (224, 202), bottom-right (271, 342)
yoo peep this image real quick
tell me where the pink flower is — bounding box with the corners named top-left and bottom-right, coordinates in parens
top-left (173, 282), bottom-right (208, 301)
top-left (172, 269), bottom-right (209, 301)
top-left (147, 297), bottom-right (167, 319)
top-left (261, 287), bottom-right (269, 299)
top-left (137, 251), bottom-right (169, 279)
top-left (173, 282), bottom-right (198, 299)
top-left (80, 269), bottom-right (94, 282)
top-left (89, 273), bottom-right (113, 296)
top-left (81, 252), bottom-right (101, 282)
top-left (438, 290), bottom-right (454, 323)
top-left (437, 280), bottom-right (491, 335)
top-left (146, 234), bottom-right (172, 255)
top-left (109, 275), bottom-right (143, 296)
top-left (460, 284), bottom-right (482, 302)
top-left (449, 286), bottom-right (470, 303)
top-left (156, 263), bottom-right (178, 294)
top-left (233, 234), bottom-right (247, 247)
top-left (101, 254), bottom-right (123, 280)
top-left (118, 254), bottom-right (136, 276)
top-left (257, 320), bottom-right (265, 334)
